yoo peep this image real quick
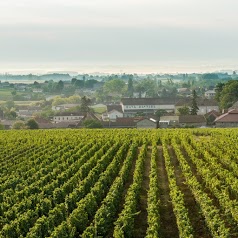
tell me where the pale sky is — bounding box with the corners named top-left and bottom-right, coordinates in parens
top-left (0, 0), bottom-right (238, 73)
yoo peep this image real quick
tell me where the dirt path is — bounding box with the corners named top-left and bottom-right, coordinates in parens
top-left (168, 146), bottom-right (212, 238)
top-left (134, 146), bottom-right (151, 238)
top-left (157, 146), bottom-right (179, 238)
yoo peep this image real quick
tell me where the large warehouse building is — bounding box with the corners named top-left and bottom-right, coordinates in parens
top-left (120, 98), bottom-right (178, 117)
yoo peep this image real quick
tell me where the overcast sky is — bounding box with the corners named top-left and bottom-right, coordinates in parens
top-left (0, 0), bottom-right (238, 73)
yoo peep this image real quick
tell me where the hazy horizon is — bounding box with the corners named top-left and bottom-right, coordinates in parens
top-left (0, 61), bottom-right (237, 75)
top-left (1, 0), bottom-right (238, 74)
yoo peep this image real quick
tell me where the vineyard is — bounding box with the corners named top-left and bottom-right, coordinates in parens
top-left (1, 128), bottom-right (238, 238)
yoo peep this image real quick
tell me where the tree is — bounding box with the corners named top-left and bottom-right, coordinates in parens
top-left (84, 79), bottom-right (98, 89)
top-left (155, 109), bottom-right (167, 118)
top-left (218, 80), bottom-right (238, 109)
top-left (55, 80), bottom-right (64, 93)
top-left (33, 81), bottom-right (41, 88)
top-left (127, 76), bottom-right (134, 97)
top-left (5, 101), bottom-right (15, 110)
top-left (11, 90), bottom-right (17, 96)
top-left (71, 78), bottom-right (77, 85)
top-left (26, 119), bottom-right (39, 129)
top-left (215, 82), bottom-right (225, 102)
top-left (80, 96), bottom-right (92, 114)
top-left (135, 84), bottom-right (145, 98)
top-left (190, 90), bottom-right (199, 115)
top-left (13, 121), bottom-right (26, 130)
top-left (74, 80), bottom-right (84, 89)
top-left (0, 123), bottom-right (4, 130)
top-left (4, 110), bottom-right (17, 120)
top-left (103, 79), bottom-right (126, 95)
top-left (68, 95), bottom-right (81, 104)
top-left (135, 79), bottom-right (158, 97)
top-left (83, 119), bottom-right (102, 128)
top-left (178, 106), bottom-right (190, 115)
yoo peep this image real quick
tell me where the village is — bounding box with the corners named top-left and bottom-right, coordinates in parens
top-left (0, 72), bottom-right (237, 129)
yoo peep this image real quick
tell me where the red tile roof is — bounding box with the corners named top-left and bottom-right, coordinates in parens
top-left (204, 110), bottom-right (221, 118)
top-left (121, 97), bottom-right (177, 105)
top-left (179, 115), bottom-right (206, 123)
top-left (107, 105), bottom-right (123, 113)
top-left (215, 109), bottom-right (238, 122)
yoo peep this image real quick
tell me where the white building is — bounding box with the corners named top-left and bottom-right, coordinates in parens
top-left (204, 90), bottom-right (216, 99)
top-left (102, 105), bottom-right (123, 121)
top-left (32, 88), bottom-right (43, 93)
top-left (121, 98), bottom-right (177, 117)
top-left (53, 113), bottom-right (84, 123)
top-left (52, 104), bottom-right (80, 111)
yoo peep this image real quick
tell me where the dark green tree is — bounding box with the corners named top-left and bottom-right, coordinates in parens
top-left (178, 106), bottom-right (190, 115)
top-left (74, 79), bottom-right (85, 88)
top-left (127, 76), bottom-right (134, 97)
top-left (155, 109), bottom-right (167, 118)
top-left (11, 90), bottom-right (17, 96)
top-left (26, 119), bottom-right (39, 129)
top-left (56, 80), bottom-right (64, 92)
top-left (215, 82), bottom-right (225, 102)
top-left (104, 79), bottom-right (126, 95)
top-left (71, 78), bottom-right (77, 85)
top-left (190, 90), bottom-right (199, 115)
top-left (4, 110), bottom-right (17, 120)
top-left (219, 81), bottom-right (238, 109)
top-left (80, 96), bottom-right (92, 114)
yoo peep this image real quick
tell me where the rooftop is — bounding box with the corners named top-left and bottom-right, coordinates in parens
top-left (215, 109), bottom-right (238, 123)
top-left (121, 97), bottom-right (178, 105)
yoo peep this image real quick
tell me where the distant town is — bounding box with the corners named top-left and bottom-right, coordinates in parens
top-left (0, 71), bottom-right (238, 129)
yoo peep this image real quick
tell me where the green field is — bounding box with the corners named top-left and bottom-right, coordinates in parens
top-left (0, 89), bottom-right (13, 101)
top-left (0, 129), bottom-right (238, 237)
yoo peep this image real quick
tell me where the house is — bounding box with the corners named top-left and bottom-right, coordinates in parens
top-left (121, 98), bottom-right (177, 117)
top-left (177, 88), bottom-right (191, 96)
top-left (17, 106), bottom-right (42, 119)
top-left (159, 115), bottom-right (206, 128)
top-left (0, 82), bottom-right (10, 88)
top-left (52, 121), bottom-right (80, 129)
top-left (0, 120), bottom-right (15, 129)
top-left (76, 112), bottom-right (101, 127)
top-left (32, 117), bottom-right (53, 129)
top-left (103, 105), bottom-right (123, 121)
top-left (159, 116), bottom-right (179, 128)
top-left (32, 88), bottom-right (43, 93)
top-left (204, 90), bottom-right (216, 99)
top-left (102, 117), bottom-right (136, 128)
top-left (38, 123), bottom-right (54, 129)
top-left (205, 110), bottom-right (221, 125)
top-left (179, 115), bottom-right (206, 128)
top-left (52, 104), bottom-right (80, 111)
top-left (15, 84), bottom-right (27, 92)
top-left (215, 109), bottom-right (238, 127)
top-left (133, 92), bottom-right (146, 98)
top-left (53, 112), bottom-right (84, 123)
top-left (136, 118), bottom-right (158, 129)
top-left (175, 98), bottom-right (219, 115)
